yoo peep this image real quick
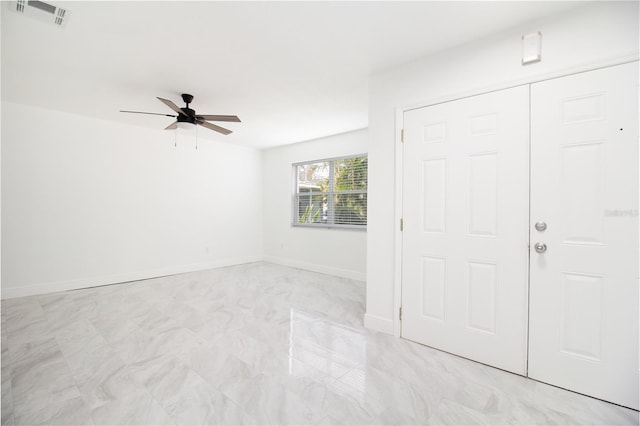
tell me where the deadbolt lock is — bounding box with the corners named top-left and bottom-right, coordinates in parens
top-left (535, 221), bottom-right (547, 232)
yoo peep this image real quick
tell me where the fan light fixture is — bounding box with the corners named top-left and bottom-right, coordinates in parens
top-left (176, 122), bottom-right (195, 130)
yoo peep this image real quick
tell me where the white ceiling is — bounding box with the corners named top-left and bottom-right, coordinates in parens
top-left (1, 1), bottom-right (586, 149)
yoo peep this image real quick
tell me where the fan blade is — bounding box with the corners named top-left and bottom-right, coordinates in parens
top-left (197, 120), bottom-right (232, 135)
top-left (120, 110), bottom-right (176, 117)
top-left (157, 97), bottom-right (188, 116)
top-left (196, 115), bottom-right (241, 122)
top-left (165, 122), bottom-right (178, 130)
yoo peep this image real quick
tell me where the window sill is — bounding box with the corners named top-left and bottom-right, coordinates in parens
top-left (292, 223), bottom-right (367, 231)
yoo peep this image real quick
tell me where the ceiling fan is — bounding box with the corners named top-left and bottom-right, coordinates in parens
top-left (121, 94), bottom-right (240, 135)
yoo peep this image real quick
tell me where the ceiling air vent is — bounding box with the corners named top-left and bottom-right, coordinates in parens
top-left (8, 0), bottom-right (70, 28)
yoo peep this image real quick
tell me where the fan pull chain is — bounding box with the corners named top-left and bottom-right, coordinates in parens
top-left (195, 124), bottom-right (198, 150)
top-left (174, 128), bottom-right (177, 147)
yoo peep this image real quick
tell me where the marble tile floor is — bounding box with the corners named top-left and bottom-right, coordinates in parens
top-left (1, 262), bottom-right (638, 425)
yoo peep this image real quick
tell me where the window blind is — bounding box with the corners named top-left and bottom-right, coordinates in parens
top-left (293, 154), bottom-right (367, 229)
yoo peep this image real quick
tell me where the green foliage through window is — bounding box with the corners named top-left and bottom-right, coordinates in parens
top-left (294, 155), bottom-right (367, 228)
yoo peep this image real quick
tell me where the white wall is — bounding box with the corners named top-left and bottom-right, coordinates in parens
top-left (262, 129), bottom-right (367, 280)
top-left (1, 102), bottom-right (262, 298)
top-left (366, 1), bottom-right (639, 334)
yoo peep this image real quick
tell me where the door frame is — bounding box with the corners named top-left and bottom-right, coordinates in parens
top-left (392, 59), bottom-right (639, 339)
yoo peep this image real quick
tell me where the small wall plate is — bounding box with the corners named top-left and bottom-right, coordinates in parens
top-left (522, 32), bottom-right (541, 65)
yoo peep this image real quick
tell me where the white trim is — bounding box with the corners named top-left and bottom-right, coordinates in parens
top-left (364, 312), bottom-right (394, 334)
top-left (401, 56), bottom-right (638, 114)
top-left (393, 108), bottom-right (404, 338)
top-left (292, 223), bottom-right (367, 231)
top-left (292, 153), bottom-right (368, 167)
top-left (1, 256), bottom-right (262, 299)
top-left (263, 255), bottom-right (366, 282)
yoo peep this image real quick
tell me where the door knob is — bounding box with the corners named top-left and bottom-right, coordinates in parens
top-left (534, 243), bottom-right (547, 253)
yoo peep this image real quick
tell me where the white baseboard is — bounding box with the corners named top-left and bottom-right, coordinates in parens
top-left (1, 256), bottom-right (262, 299)
top-left (2, 255), bottom-right (365, 299)
top-left (262, 255), bottom-right (366, 282)
top-left (364, 312), bottom-right (394, 335)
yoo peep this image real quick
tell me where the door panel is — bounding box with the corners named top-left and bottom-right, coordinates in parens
top-left (401, 86), bottom-right (530, 375)
top-left (529, 62), bottom-right (639, 410)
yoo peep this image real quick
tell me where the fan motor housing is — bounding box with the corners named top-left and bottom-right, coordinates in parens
top-left (177, 108), bottom-right (196, 124)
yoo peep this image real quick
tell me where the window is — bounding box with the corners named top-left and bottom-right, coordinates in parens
top-left (293, 154), bottom-right (367, 229)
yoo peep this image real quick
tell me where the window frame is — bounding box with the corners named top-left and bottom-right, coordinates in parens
top-left (292, 154), bottom-right (368, 231)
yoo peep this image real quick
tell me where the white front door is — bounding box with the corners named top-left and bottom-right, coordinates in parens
top-left (401, 86), bottom-right (530, 375)
top-left (528, 62), bottom-right (639, 410)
